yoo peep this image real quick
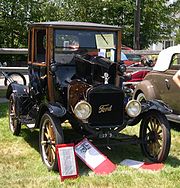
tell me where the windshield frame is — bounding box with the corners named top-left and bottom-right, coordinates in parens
top-left (53, 29), bottom-right (119, 65)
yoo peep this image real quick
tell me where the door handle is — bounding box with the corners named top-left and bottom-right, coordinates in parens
top-left (165, 79), bottom-right (170, 90)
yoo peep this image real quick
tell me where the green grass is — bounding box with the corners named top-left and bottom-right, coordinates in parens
top-left (0, 103), bottom-right (180, 188)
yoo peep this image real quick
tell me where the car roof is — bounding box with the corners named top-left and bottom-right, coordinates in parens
top-left (153, 45), bottom-right (180, 71)
top-left (29, 21), bottom-right (121, 31)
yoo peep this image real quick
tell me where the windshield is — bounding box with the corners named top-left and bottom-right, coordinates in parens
top-left (125, 54), bottom-right (141, 62)
top-left (54, 29), bottom-right (117, 64)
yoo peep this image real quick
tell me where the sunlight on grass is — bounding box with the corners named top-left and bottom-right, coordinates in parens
top-left (0, 103), bottom-right (180, 188)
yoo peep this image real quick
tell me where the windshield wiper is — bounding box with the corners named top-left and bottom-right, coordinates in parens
top-left (100, 33), bottom-right (108, 45)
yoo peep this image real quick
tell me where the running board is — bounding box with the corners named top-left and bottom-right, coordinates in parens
top-left (20, 117), bottom-right (36, 128)
top-left (26, 123), bottom-right (36, 129)
top-left (166, 114), bottom-right (180, 124)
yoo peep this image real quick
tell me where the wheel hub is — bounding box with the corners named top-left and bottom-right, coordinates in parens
top-left (149, 131), bottom-right (158, 143)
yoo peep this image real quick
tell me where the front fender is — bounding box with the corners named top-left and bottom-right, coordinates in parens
top-left (133, 80), bottom-right (158, 100)
top-left (35, 103), bottom-right (66, 128)
top-left (141, 99), bottom-right (172, 114)
top-left (47, 103), bottom-right (66, 118)
top-left (128, 99), bottom-right (172, 126)
top-left (6, 83), bottom-right (27, 99)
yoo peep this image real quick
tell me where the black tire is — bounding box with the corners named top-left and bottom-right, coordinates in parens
top-left (4, 72), bottom-right (26, 86)
top-left (140, 111), bottom-right (171, 162)
top-left (8, 93), bottom-right (21, 136)
top-left (39, 112), bottom-right (64, 171)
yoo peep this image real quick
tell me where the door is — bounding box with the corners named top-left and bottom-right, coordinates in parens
top-left (159, 54), bottom-right (180, 114)
top-left (28, 28), bottom-right (47, 96)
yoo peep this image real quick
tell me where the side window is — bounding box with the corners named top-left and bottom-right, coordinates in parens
top-left (34, 29), bottom-right (46, 63)
top-left (54, 34), bottom-right (79, 64)
top-left (169, 53), bottom-right (180, 70)
top-left (55, 34), bottom-right (79, 50)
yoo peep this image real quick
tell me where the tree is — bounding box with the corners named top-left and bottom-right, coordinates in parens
top-left (0, 0), bottom-right (41, 47)
top-left (175, 29), bottom-right (180, 44)
top-left (0, 0), bottom-right (63, 48)
top-left (139, 0), bottom-right (178, 48)
top-left (0, 0), bottom-right (179, 49)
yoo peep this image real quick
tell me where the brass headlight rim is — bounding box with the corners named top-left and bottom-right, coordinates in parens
top-left (125, 99), bottom-right (141, 118)
top-left (73, 100), bottom-right (92, 120)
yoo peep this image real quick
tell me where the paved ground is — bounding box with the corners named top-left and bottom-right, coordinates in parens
top-left (0, 97), bottom-right (8, 103)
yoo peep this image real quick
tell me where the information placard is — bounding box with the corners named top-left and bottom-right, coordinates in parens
top-left (56, 143), bottom-right (78, 181)
top-left (75, 138), bottom-right (116, 174)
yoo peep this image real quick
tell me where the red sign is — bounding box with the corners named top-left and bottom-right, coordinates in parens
top-left (56, 143), bottom-right (78, 181)
top-left (75, 138), bottom-right (116, 174)
top-left (120, 159), bottom-right (164, 171)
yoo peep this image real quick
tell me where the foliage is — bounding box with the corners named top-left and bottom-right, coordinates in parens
top-left (61, 0), bottom-right (179, 49)
top-left (171, 0), bottom-right (180, 45)
top-left (0, 0), bottom-right (63, 48)
top-left (1, 0), bottom-right (41, 47)
top-left (175, 29), bottom-right (180, 44)
top-left (140, 0), bottom-right (173, 48)
top-left (0, 0), bottom-right (179, 49)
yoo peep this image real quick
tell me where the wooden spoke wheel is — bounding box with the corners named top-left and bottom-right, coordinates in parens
top-left (140, 111), bottom-right (171, 162)
top-left (39, 112), bottom-right (64, 171)
top-left (8, 93), bottom-right (21, 136)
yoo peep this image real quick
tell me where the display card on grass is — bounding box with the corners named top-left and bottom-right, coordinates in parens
top-left (56, 143), bottom-right (78, 181)
top-left (75, 138), bottom-right (116, 174)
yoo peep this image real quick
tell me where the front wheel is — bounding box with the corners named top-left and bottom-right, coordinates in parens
top-left (39, 112), bottom-right (64, 171)
top-left (140, 111), bottom-right (171, 162)
top-left (8, 93), bottom-right (21, 136)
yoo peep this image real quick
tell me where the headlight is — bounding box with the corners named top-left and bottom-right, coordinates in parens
top-left (74, 100), bottom-right (92, 120)
top-left (125, 100), bottom-right (141, 117)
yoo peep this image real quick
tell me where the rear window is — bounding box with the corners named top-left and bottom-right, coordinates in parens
top-left (169, 53), bottom-right (180, 70)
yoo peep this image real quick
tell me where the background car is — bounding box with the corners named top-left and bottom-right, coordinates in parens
top-left (121, 45), bottom-right (150, 67)
top-left (124, 53), bottom-right (143, 67)
top-left (133, 45), bottom-right (180, 124)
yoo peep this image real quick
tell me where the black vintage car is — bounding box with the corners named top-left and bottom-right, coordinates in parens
top-left (6, 21), bottom-right (172, 171)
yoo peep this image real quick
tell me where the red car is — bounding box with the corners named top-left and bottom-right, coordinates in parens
top-left (121, 46), bottom-right (144, 67)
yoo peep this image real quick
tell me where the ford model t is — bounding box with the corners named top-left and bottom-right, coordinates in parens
top-left (6, 22), bottom-right (171, 171)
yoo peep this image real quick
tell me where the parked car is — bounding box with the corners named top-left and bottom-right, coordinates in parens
top-left (6, 21), bottom-right (172, 171)
top-left (122, 45), bottom-right (133, 51)
top-left (123, 69), bottom-right (150, 96)
top-left (124, 53), bottom-right (143, 67)
top-left (121, 45), bottom-right (141, 66)
top-left (133, 45), bottom-right (180, 123)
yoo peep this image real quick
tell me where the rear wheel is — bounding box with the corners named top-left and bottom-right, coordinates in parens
top-left (140, 111), bottom-right (171, 162)
top-left (39, 112), bottom-right (64, 171)
top-left (4, 72), bottom-right (26, 86)
top-left (8, 93), bottom-right (21, 136)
